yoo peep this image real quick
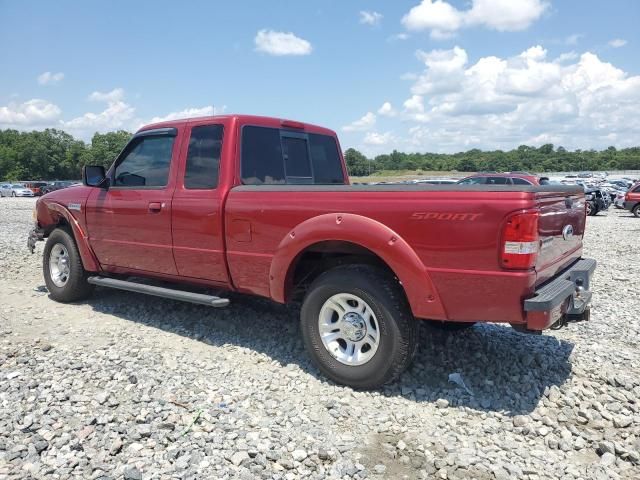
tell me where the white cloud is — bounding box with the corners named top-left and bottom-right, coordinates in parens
top-left (254, 29), bottom-right (312, 56)
top-left (147, 105), bottom-right (227, 125)
top-left (608, 38), bottom-right (627, 48)
top-left (402, 0), bottom-right (463, 38)
top-left (412, 46), bottom-right (468, 95)
top-left (63, 88), bottom-right (135, 138)
top-left (0, 99), bottom-right (62, 127)
top-left (384, 45), bottom-right (640, 152)
top-left (403, 95), bottom-right (425, 113)
top-left (363, 131), bottom-right (393, 146)
top-left (88, 88), bottom-right (125, 103)
top-left (37, 71), bottom-right (65, 85)
top-left (359, 11), bottom-right (383, 26)
top-left (402, 0), bottom-right (548, 38)
top-left (342, 112), bottom-right (376, 132)
top-left (377, 102), bottom-right (397, 117)
top-left (565, 33), bottom-right (583, 46)
top-left (465, 0), bottom-right (549, 31)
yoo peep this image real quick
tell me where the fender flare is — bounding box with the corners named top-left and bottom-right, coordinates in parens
top-left (46, 202), bottom-right (100, 272)
top-left (269, 213), bottom-right (446, 320)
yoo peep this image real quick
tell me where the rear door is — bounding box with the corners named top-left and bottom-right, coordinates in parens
top-left (85, 128), bottom-right (179, 275)
top-left (171, 122), bottom-right (229, 283)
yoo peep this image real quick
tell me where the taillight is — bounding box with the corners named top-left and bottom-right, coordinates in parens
top-left (501, 210), bottom-right (539, 270)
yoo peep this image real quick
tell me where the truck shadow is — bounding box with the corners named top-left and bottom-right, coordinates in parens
top-left (82, 286), bottom-right (574, 416)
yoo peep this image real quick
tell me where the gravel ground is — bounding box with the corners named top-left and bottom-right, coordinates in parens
top-left (1, 197), bottom-right (639, 480)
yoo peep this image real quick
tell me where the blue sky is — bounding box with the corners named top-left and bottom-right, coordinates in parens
top-left (1, 0), bottom-right (639, 154)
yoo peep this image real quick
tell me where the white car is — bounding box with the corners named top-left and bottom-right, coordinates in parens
top-left (0, 183), bottom-right (34, 197)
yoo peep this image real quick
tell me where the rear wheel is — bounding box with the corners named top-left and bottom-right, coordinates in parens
top-left (633, 205), bottom-right (640, 218)
top-left (300, 265), bottom-right (417, 389)
top-left (43, 228), bottom-right (94, 302)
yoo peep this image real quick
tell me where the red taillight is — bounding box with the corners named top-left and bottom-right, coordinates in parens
top-left (501, 211), bottom-right (539, 270)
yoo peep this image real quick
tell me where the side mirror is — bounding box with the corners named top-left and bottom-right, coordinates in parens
top-left (83, 165), bottom-right (109, 188)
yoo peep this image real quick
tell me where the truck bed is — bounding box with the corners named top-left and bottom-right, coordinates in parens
top-left (225, 183), bottom-right (585, 324)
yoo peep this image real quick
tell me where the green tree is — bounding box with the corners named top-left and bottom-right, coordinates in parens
top-left (87, 130), bottom-right (132, 168)
top-left (344, 148), bottom-right (370, 176)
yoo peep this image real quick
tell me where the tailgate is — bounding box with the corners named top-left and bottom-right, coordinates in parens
top-left (535, 190), bottom-right (586, 284)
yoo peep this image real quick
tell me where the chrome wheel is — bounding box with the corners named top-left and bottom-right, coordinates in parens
top-left (318, 293), bottom-right (380, 366)
top-left (49, 243), bottom-right (70, 287)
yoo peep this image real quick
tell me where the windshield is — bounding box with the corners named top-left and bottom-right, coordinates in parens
top-left (12, 184), bottom-right (25, 188)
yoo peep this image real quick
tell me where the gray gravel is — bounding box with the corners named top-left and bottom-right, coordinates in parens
top-left (1, 197), bottom-right (639, 479)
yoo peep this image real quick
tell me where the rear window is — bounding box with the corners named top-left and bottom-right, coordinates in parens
top-left (241, 126), bottom-right (344, 185)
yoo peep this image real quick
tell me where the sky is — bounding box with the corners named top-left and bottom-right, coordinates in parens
top-left (1, 0), bottom-right (639, 155)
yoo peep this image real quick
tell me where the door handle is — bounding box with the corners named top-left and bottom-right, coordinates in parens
top-left (148, 202), bottom-right (163, 213)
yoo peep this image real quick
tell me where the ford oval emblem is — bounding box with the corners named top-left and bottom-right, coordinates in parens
top-left (562, 224), bottom-right (574, 240)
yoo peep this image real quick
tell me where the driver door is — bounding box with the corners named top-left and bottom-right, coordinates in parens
top-left (85, 128), bottom-right (180, 275)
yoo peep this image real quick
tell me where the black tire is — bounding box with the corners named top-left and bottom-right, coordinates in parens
top-left (427, 320), bottom-right (476, 331)
top-left (586, 202), bottom-right (596, 216)
top-left (11, 191), bottom-right (16, 197)
top-left (43, 228), bottom-right (94, 302)
top-left (300, 264), bottom-right (418, 389)
top-left (633, 205), bottom-right (640, 218)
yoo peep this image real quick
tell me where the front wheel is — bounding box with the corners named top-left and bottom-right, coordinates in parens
top-left (11, 192), bottom-right (16, 197)
top-left (633, 205), bottom-right (640, 218)
top-left (300, 265), bottom-right (418, 389)
top-left (43, 228), bottom-right (94, 302)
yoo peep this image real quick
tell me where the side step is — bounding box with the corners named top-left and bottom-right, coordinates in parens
top-left (87, 276), bottom-right (229, 307)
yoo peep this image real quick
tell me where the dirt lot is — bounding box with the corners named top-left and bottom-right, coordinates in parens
top-left (1, 197), bottom-right (639, 479)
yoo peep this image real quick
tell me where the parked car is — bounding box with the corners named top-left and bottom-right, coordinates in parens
top-left (41, 180), bottom-right (76, 195)
top-left (614, 192), bottom-right (626, 209)
top-left (22, 181), bottom-right (49, 196)
top-left (28, 114), bottom-right (595, 389)
top-left (2, 183), bottom-right (34, 197)
top-left (624, 182), bottom-right (640, 217)
top-left (584, 188), bottom-right (609, 216)
top-left (457, 173), bottom-right (550, 186)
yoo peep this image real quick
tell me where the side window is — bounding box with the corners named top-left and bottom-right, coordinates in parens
top-left (486, 176), bottom-right (509, 185)
top-left (114, 136), bottom-right (175, 187)
top-left (184, 125), bottom-right (223, 189)
top-left (512, 177), bottom-right (533, 185)
top-left (282, 136), bottom-right (312, 184)
top-left (241, 126), bottom-right (285, 184)
top-left (459, 177), bottom-right (485, 185)
top-left (241, 126), bottom-right (345, 185)
top-left (634, 185), bottom-right (640, 193)
top-left (309, 133), bottom-right (344, 184)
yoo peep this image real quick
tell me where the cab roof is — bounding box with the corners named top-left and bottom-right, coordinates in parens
top-left (139, 114), bottom-right (337, 137)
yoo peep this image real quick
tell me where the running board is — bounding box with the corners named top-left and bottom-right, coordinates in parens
top-left (87, 276), bottom-right (229, 307)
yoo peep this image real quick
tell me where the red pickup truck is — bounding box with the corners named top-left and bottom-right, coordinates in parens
top-left (28, 114), bottom-right (595, 388)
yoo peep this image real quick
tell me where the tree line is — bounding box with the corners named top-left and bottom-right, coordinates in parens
top-left (1, 127), bottom-right (640, 181)
top-left (0, 129), bottom-right (131, 181)
top-left (345, 145), bottom-right (640, 176)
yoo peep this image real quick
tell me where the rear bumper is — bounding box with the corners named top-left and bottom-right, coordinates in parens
top-left (524, 258), bottom-right (596, 330)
